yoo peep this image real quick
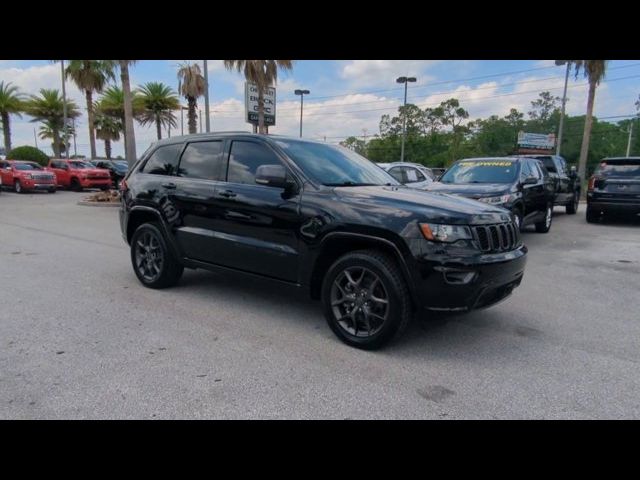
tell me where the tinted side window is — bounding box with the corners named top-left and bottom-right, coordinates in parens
top-left (178, 141), bottom-right (224, 181)
top-left (226, 141), bottom-right (282, 185)
top-left (141, 144), bottom-right (182, 176)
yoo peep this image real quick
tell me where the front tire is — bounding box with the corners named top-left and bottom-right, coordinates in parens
top-left (566, 191), bottom-right (579, 214)
top-left (14, 180), bottom-right (23, 194)
top-left (321, 249), bottom-right (412, 350)
top-left (48, 187), bottom-right (56, 194)
top-left (130, 222), bottom-right (184, 289)
top-left (512, 206), bottom-right (524, 232)
top-left (70, 178), bottom-right (82, 192)
top-left (535, 204), bottom-right (553, 233)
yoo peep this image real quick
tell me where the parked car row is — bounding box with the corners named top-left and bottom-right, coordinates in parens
top-left (0, 158), bottom-right (127, 194)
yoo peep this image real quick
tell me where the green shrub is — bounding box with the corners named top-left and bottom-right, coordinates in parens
top-left (7, 146), bottom-right (50, 166)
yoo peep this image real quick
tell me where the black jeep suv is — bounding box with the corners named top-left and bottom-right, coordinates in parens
top-left (426, 157), bottom-right (556, 233)
top-left (586, 157), bottom-right (640, 222)
top-left (516, 154), bottom-right (581, 214)
top-left (119, 133), bottom-right (527, 349)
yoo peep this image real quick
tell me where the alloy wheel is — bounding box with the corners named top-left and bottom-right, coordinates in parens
top-left (134, 231), bottom-right (165, 283)
top-left (330, 267), bottom-right (389, 337)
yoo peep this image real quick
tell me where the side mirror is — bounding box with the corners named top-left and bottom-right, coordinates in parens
top-left (523, 176), bottom-right (538, 185)
top-left (255, 164), bottom-right (288, 189)
top-left (569, 165), bottom-right (577, 177)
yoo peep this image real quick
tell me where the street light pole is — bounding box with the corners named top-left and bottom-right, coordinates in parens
top-left (60, 60), bottom-right (69, 158)
top-left (203, 60), bottom-right (211, 132)
top-left (626, 122), bottom-right (634, 157)
top-left (396, 76), bottom-right (416, 163)
top-left (294, 89), bottom-right (310, 137)
top-left (555, 60), bottom-right (570, 156)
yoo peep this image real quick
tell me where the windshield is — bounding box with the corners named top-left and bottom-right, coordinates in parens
top-left (13, 162), bottom-right (43, 171)
top-left (595, 160), bottom-right (640, 178)
top-left (69, 161), bottom-right (94, 169)
top-left (440, 159), bottom-right (519, 184)
top-left (275, 139), bottom-right (399, 186)
top-left (113, 161), bottom-right (128, 169)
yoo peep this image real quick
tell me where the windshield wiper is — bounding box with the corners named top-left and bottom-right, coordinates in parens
top-left (325, 181), bottom-right (378, 187)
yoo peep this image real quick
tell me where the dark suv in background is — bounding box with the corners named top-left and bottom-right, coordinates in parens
top-left (586, 157), bottom-right (640, 222)
top-left (120, 133), bottom-right (527, 349)
top-left (426, 157), bottom-right (556, 233)
top-left (516, 154), bottom-right (581, 214)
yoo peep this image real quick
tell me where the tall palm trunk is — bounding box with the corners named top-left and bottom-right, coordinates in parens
top-left (104, 139), bottom-right (111, 159)
top-left (85, 89), bottom-right (97, 159)
top-left (258, 89), bottom-right (265, 134)
top-left (120, 61), bottom-right (137, 168)
top-left (155, 113), bottom-right (162, 140)
top-left (187, 97), bottom-right (197, 134)
top-left (1, 112), bottom-right (11, 152)
top-left (578, 81), bottom-right (597, 180)
top-left (52, 128), bottom-right (61, 158)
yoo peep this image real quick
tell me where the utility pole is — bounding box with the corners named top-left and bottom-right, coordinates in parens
top-left (72, 117), bottom-right (77, 157)
top-left (626, 122), bottom-right (634, 157)
top-left (60, 60), bottom-right (68, 158)
top-left (555, 60), bottom-right (571, 156)
top-left (33, 128), bottom-right (38, 149)
top-left (181, 106), bottom-right (184, 136)
top-left (203, 60), bottom-right (211, 132)
top-left (396, 76), bottom-right (417, 162)
top-left (199, 108), bottom-right (203, 133)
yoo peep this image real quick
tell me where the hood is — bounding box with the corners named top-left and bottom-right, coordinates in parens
top-left (332, 185), bottom-right (512, 225)
top-left (424, 182), bottom-right (512, 198)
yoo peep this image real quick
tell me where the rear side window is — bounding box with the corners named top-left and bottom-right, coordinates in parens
top-left (178, 141), bottom-right (224, 181)
top-left (537, 157), bottom-right (557, 173)
top-left (388, 167), bottom-right (405, 183)
top-left (595, 159), bottom-right (640, 177)
top-left (141, 144), bottom-right (182, 176)
top-left (226, 141), bottom-right (282, 185)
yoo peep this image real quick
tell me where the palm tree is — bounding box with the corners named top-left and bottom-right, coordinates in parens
top-left (572, 60), bottom-right (608, 180)
top-left (0, 81), bottom-right (26, 153)
top-left (38, 121), bottom-right (75, 156)
top-left (118, 60), bottom-right (137, 167)
top-left (223, 60), bottom-right (294, 134)
top-left (65, 60), bottom-right (116, 159)
top-left (137, 82), bottom-right (180, 140)
top-left (94, 109), bottom-right (122, 159)
top-left (98, 84), bottom-right (143, 162)
top-left (177, 62), bottom-right (206, 134)
top-left (25, 89), bottom-right (80, 158)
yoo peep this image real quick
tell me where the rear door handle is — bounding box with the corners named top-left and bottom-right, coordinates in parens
top-left (218, 190), bottom-right (237, 198)
top-left (162, 182), bottom-right (177, 189)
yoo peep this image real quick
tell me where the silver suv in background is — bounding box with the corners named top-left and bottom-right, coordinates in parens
top-left (377, 162), bottom-right (434, 189)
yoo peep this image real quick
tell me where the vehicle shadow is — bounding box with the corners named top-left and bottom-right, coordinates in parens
top-left (174, 267), bottom-right (527, 359)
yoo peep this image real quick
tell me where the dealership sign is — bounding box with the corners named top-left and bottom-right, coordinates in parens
top-left (245, 82), bottom-right (276, 126)
top-left (517, 131), bottom-right (556, 151)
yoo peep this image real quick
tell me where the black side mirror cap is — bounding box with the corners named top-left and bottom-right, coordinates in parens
top-left (523, 176), bottom-right (538, 185)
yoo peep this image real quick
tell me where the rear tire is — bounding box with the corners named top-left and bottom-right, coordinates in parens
top-left (131, 222), bottom-right (184, 289)
top-left (586, 206), bottom-right (599, 223)
top-left (566, 191), bottom-right (579, 214)
top-left (321, 249), bottom-right (412, 350)
top-left (70, 178), bottom-right (82, 192)
top-left (48, 187), bottom-right (56, 193)
top-left (535, 204), bottom-right (553, 233)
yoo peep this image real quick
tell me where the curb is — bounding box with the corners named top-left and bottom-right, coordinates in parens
top-left (77, 201), bottom-right (120, 208)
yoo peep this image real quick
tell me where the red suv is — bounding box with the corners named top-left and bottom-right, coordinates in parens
top-left (47, 159), bottom-right (112, 191)
top-left (0, 160), bottom-right (57, 193)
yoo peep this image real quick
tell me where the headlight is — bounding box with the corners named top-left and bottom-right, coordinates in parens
top-left (24, 174), bottom-right (33, 179)
top-left (419, 223), bottom-right (472, 243)
top-left (477, 194), bottom-right (515, 205)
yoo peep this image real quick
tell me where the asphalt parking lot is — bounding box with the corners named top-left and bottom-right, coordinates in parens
top-left (1, 190), bottom-right (639, 419)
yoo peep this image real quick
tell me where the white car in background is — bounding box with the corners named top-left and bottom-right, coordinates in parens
top-left (377, 162), bottom-right (435, 189)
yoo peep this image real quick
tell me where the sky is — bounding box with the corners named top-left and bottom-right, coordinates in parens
top-left (1, 60), bottom-right (639, 158)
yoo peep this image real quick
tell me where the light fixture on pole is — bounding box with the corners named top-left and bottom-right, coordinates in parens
top-left (294, 89), bottom-right (310, 138)
top-left (396, 76), bottom-right (416, 162)
top-left (555, 60), bottom-right (571, 156)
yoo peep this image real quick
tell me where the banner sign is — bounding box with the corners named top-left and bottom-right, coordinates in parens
top-left (517, 131), bottom-right (556, 150)
top-left (245, 82), bottom-right (276, 126)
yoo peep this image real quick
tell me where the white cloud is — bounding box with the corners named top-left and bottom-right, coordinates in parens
top-left (340, 60), bottom-right (439, 89)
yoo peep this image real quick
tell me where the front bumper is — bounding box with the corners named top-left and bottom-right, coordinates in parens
top-left (80, 178), bottom-right (112, 188)
top-left (413, 245), bottom-right (527, 312)
top-left (21, 180), bottom-right (56, 190)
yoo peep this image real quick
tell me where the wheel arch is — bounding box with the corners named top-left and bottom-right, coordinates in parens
top-left (308, 232), bottom-right (418, 310)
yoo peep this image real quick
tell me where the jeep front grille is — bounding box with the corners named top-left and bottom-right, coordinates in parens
top-left (472, 222), bottom-right (520, 252)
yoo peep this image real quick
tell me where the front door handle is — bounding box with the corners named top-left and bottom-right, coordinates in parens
top-left (218, 190), bottom-right (237, 198)
top-left (162, 182), bottom-right (177, 189)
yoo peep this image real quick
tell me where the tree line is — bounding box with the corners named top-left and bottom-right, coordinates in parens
top-left (341, 91), bottom-right (640, 176)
